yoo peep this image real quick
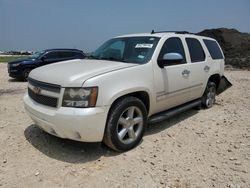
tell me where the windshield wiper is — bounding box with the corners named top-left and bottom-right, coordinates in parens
top-left (99, 57), bottom-right (127, 63)
top-left (86, 55), bottom-right (128, 63)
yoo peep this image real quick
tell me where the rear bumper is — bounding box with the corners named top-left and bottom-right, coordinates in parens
top-left (24, 94), bottom-right (109, 142)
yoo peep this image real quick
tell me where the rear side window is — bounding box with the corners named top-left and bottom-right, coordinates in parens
top-left (60, 51), bottom-right (84, 59)
top-left (203, 39), bottom-right (224, 59)
top-left (158, 37), bottom-right (186, 63)
top-left (72, 51), bottom-right (85, 58)
top-left (44, 51), bottom-right (61, 59)
top-left (60, 51), bottom-right (75, 58)
top-left (185, 38), bottom-right (205, 62)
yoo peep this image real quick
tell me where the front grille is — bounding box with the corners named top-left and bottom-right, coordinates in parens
top-left (28, 88), bottom-right (58, 107)
top-left (28, 78), bottom-right (61, 93)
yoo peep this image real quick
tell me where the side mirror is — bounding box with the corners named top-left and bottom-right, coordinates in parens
top-left (41, 56), bottom-right (45, 61)
top-left (157, 53), bottom-right (183, 68)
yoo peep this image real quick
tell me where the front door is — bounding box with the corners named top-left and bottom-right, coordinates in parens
top-left (152, 37), bottom-right (190, 113)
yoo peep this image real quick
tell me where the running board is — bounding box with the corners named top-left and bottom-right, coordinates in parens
top-left (148, 99), bottom-right (201, 124)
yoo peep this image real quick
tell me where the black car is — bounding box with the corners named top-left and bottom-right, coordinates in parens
top-left (8, 49), bottom-right (85, 80)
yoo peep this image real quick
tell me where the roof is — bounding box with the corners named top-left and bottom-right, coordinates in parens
top-left (44, 48), bottom-right (83, 52)
top-left (115, 31), bottom-right (215, 41)
top-left (116, 32), bottom-right (170, 38)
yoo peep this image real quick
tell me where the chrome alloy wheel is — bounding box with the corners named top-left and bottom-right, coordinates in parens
top-left (116, 106), bottom-right (143, 144)
top-left (206, 86), bottom-right (216, 108)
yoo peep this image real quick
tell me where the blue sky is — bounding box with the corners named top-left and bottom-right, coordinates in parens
top-left (0, 0), bottom-right (249, 52)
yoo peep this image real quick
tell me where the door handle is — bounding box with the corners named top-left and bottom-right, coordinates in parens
top-left (204, 66), bottom-right (210, 72)
top-left (182, 69), bottom-right (190, 76)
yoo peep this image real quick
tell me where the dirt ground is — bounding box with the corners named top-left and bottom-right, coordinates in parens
top-left (0, 63), bottom-right (249, 188)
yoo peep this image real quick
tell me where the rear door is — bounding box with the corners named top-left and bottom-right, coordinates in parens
top-left (152, 37), bottom-right (190, 112)
top-left (203, 39), bottom-right (232, 94)
top-left (184, 37), bottom-right (208, 101)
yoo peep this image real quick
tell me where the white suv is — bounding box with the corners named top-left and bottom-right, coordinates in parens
top-left (24, 31), bottom-right (232, 151)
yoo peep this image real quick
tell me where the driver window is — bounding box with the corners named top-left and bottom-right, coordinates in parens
top-left (158, 37), bottom-right (186, 64)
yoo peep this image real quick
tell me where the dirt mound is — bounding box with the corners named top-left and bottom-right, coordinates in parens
top-left (197, 28), bottom-right (250, 70)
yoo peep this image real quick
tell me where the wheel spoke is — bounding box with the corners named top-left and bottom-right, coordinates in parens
top-left (208, 99), bottom-right (212, 106)
top-left (118, 117), bottom-right (128, 127)
top-left (128, 127), bottom-right (136, 140)
top-left (133, 117), bottom-right (142, 125)
top-left (207, 96), bottom-right (214, 107)
top-left (127, 107), bottom-right (135, 118)
top-left (118, 128), bottom-right (128, 140)
top-left (207, 92), bottom-right (211, 98)
top-left (212, 93), bottom-right (216, 99)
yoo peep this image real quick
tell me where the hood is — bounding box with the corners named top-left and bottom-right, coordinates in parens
top-left (8, 58), bottom-right (34, 65)
top-left (29, 59), bottom-right (137, 87)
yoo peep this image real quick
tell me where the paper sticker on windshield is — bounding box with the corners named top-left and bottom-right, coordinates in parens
top-left (135, 44), bottom-right (153, 48)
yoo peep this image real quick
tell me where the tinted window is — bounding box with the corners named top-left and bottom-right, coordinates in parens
top-left (75, 52), bottom-right (85, 59)
top-left (186, 38), bottom-right (205, 62)
top-left (60, 51), bottom-right (76, 58)
top-left (44, 51), bottom-right (61, 59)
top-left (72, 51), bottom-right (82, 57)
top-left (203, 39), bottom-right (224, 59)
top-left (158, 37), bottom-right (186, 64)
top-left (70, 51), bottom-right (84, 58)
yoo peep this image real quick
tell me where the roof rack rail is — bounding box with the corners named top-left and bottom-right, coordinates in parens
top-left (151, 30), bottom-right (194, 35)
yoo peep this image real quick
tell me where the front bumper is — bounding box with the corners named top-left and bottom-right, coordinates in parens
top-left (8, 64), bottom-right (22, 78)
top-left (24, 94), bottom-right (109, 142)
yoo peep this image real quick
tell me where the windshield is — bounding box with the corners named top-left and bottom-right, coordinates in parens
top-left (30, 51), bottom-right (45, 59)
top-left (89, 36), bottom-right (160, 64)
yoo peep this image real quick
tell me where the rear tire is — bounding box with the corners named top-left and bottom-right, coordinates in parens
top-left (103, 96), bottom-right (147, 151)
top-left (201, 82), bottom-right (216, 108)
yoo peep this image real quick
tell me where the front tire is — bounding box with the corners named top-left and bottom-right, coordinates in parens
top-left (103, 96), bottom-right (147, 151)
top-left (202, 82), bottom-right (216, 108)
top-left (22, 68), bottom-right (32, 81)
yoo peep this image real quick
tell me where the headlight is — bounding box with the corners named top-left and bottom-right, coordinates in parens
top-left (11, 63), bottom-right (21, 67)
top-left (62, 87), bottom-right (98, 108)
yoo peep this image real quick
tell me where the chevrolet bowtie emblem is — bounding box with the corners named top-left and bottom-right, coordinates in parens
top-left (33, 86), bottom-right (41, 94)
